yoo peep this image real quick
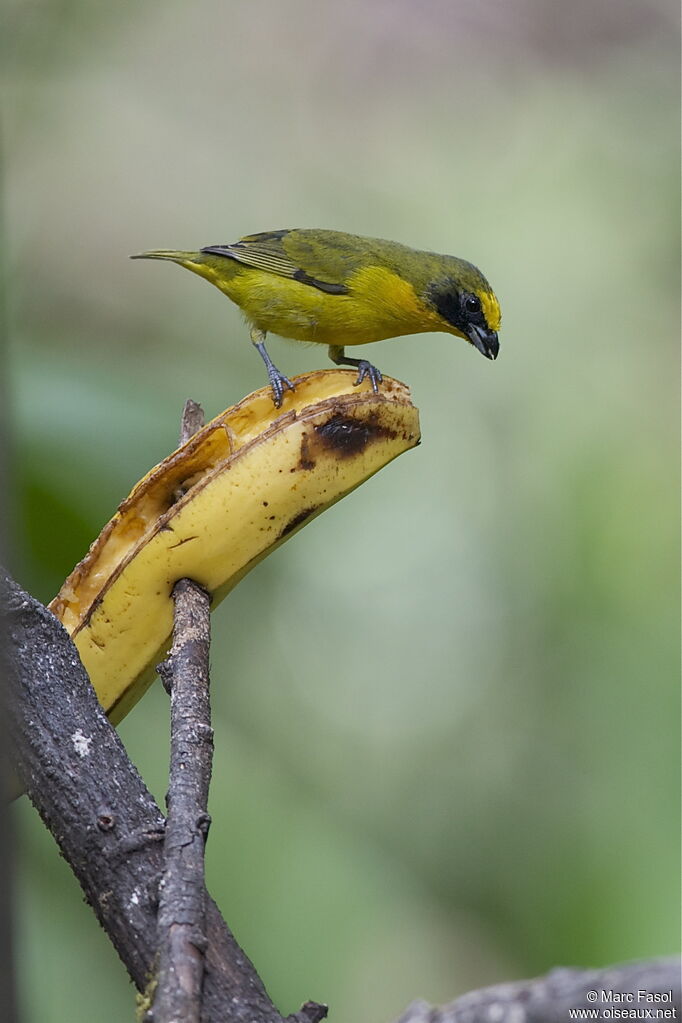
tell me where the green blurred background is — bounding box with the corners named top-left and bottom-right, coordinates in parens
top-left (3, 1), bottom-right (680, 1020)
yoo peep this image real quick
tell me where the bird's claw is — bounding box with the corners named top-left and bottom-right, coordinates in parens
top-left (354, 361), bottom-right (383, 393)
top-left (268, 367), bottom-right (295, 408)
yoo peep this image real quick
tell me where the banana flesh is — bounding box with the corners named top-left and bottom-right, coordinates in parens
top-left (49, 371), bottom-right (420, 724)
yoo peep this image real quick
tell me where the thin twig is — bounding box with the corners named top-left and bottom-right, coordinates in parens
top-left (178, 399), bottom-right (206, 446)
top-left (153, 400), bottom-right (213, 1023)
top-left (154, 579), bottom-right (213, 1022)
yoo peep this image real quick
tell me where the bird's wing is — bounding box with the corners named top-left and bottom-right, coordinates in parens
top-left (201, 230), bottom-right (349, 295)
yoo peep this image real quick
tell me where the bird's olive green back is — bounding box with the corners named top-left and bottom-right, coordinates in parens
top-left (235, 229), bottom-right (494, 299)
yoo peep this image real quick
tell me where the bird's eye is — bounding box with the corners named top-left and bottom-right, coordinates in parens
top-left (464, 295), bottom-right (481, 315)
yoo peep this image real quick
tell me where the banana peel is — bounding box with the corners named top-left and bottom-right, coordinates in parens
top-left (48, 370), bottom-right (420, 724)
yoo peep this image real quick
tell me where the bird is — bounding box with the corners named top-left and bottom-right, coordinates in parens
top-left (132, 229), bottom-right (501, 406)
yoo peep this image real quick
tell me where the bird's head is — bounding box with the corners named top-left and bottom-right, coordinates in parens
top-left (424, 262), bottom-right (501, 360)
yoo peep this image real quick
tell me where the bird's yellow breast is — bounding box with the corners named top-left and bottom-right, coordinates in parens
top-left (198, 262), bottom-right (446, 347)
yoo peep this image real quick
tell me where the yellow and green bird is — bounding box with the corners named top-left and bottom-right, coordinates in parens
top-left (132, 229), bottom-right (501, 406)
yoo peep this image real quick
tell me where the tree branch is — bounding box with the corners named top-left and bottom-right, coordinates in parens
top-left (154, 578), bottom-right (213, 1022)
top-left (152, 400), bottom-right (213, 1022)
top-left (5, 563), bottom-right (679, 1022)
top-left (393, 958), bottom-right (681, 1023)
top-left (1, 564), bottom-right (307, 1022)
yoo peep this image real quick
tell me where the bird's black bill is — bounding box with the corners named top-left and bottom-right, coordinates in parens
top-left (467, 324), bottom-right (499, 361)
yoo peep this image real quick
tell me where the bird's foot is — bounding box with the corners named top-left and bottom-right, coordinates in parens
top-left (327, 346), bottom-right (383, 394)
top-left (353, 360), bottom-right (383, 393)
top-left (253, 338), bottom-right (295, 408)
top-left (267, 365), bottom-right (295, 408)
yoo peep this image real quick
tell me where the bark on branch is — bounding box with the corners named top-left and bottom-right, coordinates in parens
top-left (152, 400), bottom-right (214, 1021)
top-left (4, 566), bottom-right (679, 1022)
top-left (154, 578), bottom-right (213, 1022)
top-left (1, 564), bottom-right (319, 1022)
top-left (394, 958), bottom-right (681, 1023)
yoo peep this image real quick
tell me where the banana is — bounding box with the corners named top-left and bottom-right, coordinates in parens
top-left (49, 370), bottom-right (420, 724)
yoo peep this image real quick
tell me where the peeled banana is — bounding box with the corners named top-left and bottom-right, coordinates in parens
top-left (49, 370), bottom-right (420, 724)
